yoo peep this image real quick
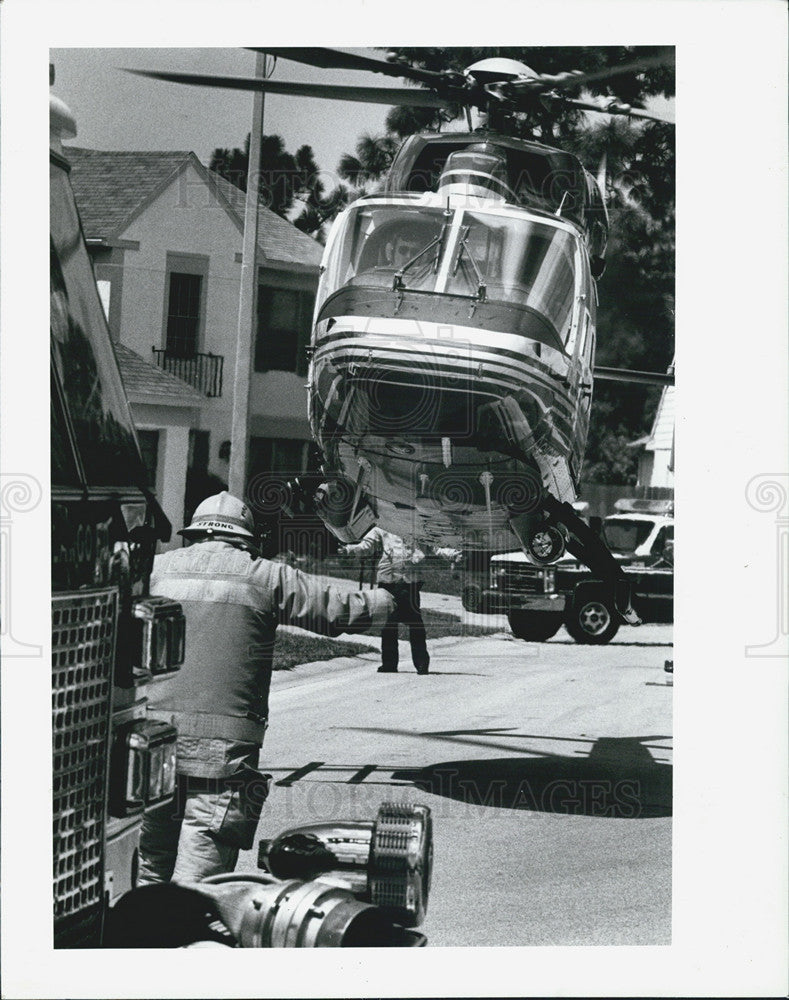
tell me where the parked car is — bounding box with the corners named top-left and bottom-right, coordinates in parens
top-left (466, 501), bottom-right (673, 644)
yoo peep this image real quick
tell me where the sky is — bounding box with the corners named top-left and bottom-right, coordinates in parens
top-left (51, 48), bottom-right (395, 182)
top-left (50, 47), bottom-right (675, 186)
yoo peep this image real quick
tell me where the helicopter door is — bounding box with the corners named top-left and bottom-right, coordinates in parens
top-left (578, 307), bottom-right (594, 407)
top-left (561, 243), bottom-right (585, 382)
top-left (578, 247), bottom-right (596, 404)
top-left (567, 251), bottom-right (595, 479)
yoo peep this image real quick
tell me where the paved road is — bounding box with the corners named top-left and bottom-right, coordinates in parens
top-left (238, 621), bottom-right (673, 947)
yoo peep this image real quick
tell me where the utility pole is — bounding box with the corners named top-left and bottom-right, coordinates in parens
top-left (228, 51), bottom-right (268, 496)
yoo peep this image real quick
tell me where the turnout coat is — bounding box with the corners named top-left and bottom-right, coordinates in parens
top-left (148, 540), bottom-right (392, 777)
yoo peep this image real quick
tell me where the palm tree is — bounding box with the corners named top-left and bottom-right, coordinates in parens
top-left (337, 133), bottom-right (400, 190)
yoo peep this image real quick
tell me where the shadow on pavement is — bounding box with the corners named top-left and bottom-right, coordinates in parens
top-left (547, 639), bottom-right (674, 648)
top-left (392, 736), bottom-right (672, 818)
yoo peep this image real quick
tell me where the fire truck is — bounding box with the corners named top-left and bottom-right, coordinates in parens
top-left (50, 88), bottom-right (185, 947)
top-left (50, 84), bottom-right (434, 949)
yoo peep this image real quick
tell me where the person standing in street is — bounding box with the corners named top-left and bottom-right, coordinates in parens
top-left (340, 527), bottom-right (430, 674)
top-left (137, 492), bottom-right (394, 887)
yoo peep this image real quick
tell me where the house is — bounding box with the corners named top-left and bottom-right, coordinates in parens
top-left (635, 383), bottom-right (675, 489)
top-left (66, 146), bottom-right (324, 546)
top-left (112, 344), bottom-right (203, 535)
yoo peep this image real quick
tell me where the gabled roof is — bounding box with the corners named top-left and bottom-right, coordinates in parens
top-left (65, 146), bottom-right (323, 269)
top-left (207, 168), bottom-right (324, 269)
top-left (66, 148), bottom-right (190, 239)
top-left (114, 343), bottom-right (203, 404)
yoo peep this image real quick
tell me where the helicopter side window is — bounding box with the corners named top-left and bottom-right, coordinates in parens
top-left (511, 229), bottom-right (576, 335)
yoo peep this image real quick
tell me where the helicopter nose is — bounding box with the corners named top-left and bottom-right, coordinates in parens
top-left (356, 374), bottom-right (477, 439)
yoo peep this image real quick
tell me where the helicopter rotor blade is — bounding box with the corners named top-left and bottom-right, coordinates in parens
top-left (538, 48), bottom-right (675, 92)
top-left (493, 48), bottom-right (675, 107)
top-left (621, 106), bottom-right (675, 124)
top-left (594, 366), bottom-right (675, 387)
top-left (563, 95), bottom-right (675, 125)
top-left (124, 69), bottom-right (451, 107)
top-left (246, 47), bottom-right (459, 90)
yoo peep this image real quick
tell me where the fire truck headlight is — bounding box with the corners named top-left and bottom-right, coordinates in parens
top-left (148, 745), bottom-right (164, 801)
top-left (124, 732), bottom-right (147, 814)
top-left (132, 597), bottom-right (186, 675)
top-left (161, 742), bottom-right (177, 797)
top-left (145, 723), bottom-right (178, 807)
top-left (167, 612), bottom-right (186, 668)
top-left (110, 720), bottom-right (178, 817)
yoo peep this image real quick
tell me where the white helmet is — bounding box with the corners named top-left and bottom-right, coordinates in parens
top-left (179, 492), bottom-right (256, 539)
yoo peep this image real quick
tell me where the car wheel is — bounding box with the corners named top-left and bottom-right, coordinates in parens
top-left (526, 525), bottom-right (566, 565)
top-left (564, 585), bottom-right (620, 644)
top-left (508, 611), bottom-right (562, 642)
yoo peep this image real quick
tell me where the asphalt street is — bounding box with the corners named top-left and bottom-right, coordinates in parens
top-left (238, 606), bottom-right (673, 947)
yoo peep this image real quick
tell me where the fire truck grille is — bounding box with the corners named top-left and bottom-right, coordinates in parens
top-left (52, 588), bottom-right (117, 948)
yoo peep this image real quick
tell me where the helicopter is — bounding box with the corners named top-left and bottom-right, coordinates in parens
top-left (130, 48), bottom-right (675, 625)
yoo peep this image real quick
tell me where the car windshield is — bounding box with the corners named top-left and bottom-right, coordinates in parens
top-left (444, 212), bottom-right (578, 341)
top-left (602, 519), bottom-right (655, 554)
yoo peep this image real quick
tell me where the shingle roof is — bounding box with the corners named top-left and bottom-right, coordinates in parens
top-left (114, 343), bottom-right (203, 403)
top-left (65, 146), bottom-right (323, 269)
top-left (207, 169), bottom-right (324, 269)
top-left (67, 148), bottom-right (190, 239)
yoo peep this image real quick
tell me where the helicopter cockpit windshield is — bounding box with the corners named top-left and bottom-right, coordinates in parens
top-left (334, 205), bottom-right (447, 292)
top-left (319, 201), bottom-right (580, 342)
top-left (445, 212), bottom-right (578, 340)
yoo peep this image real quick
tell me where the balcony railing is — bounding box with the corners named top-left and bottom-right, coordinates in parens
top-left (152, 348), bottom-right (224, 397)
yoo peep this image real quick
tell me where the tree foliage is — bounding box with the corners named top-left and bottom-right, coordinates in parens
top-left (338, 133), bottom-right (400, 188)
top-left (209, 134), bottom-right (349, 242)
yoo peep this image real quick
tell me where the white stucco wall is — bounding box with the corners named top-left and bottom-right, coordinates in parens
top-left (115, 161), bottom-right (317, 484)
top-left (116, 162), bottom-right (240, 475)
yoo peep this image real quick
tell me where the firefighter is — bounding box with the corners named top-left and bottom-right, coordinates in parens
top-left (340, 527), bottom-right (430, 674)
top-left (137, 492), bottom-right (394, 886)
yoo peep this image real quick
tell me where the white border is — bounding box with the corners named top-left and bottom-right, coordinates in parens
top-left (1, 1), bottom-right (787, 997)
